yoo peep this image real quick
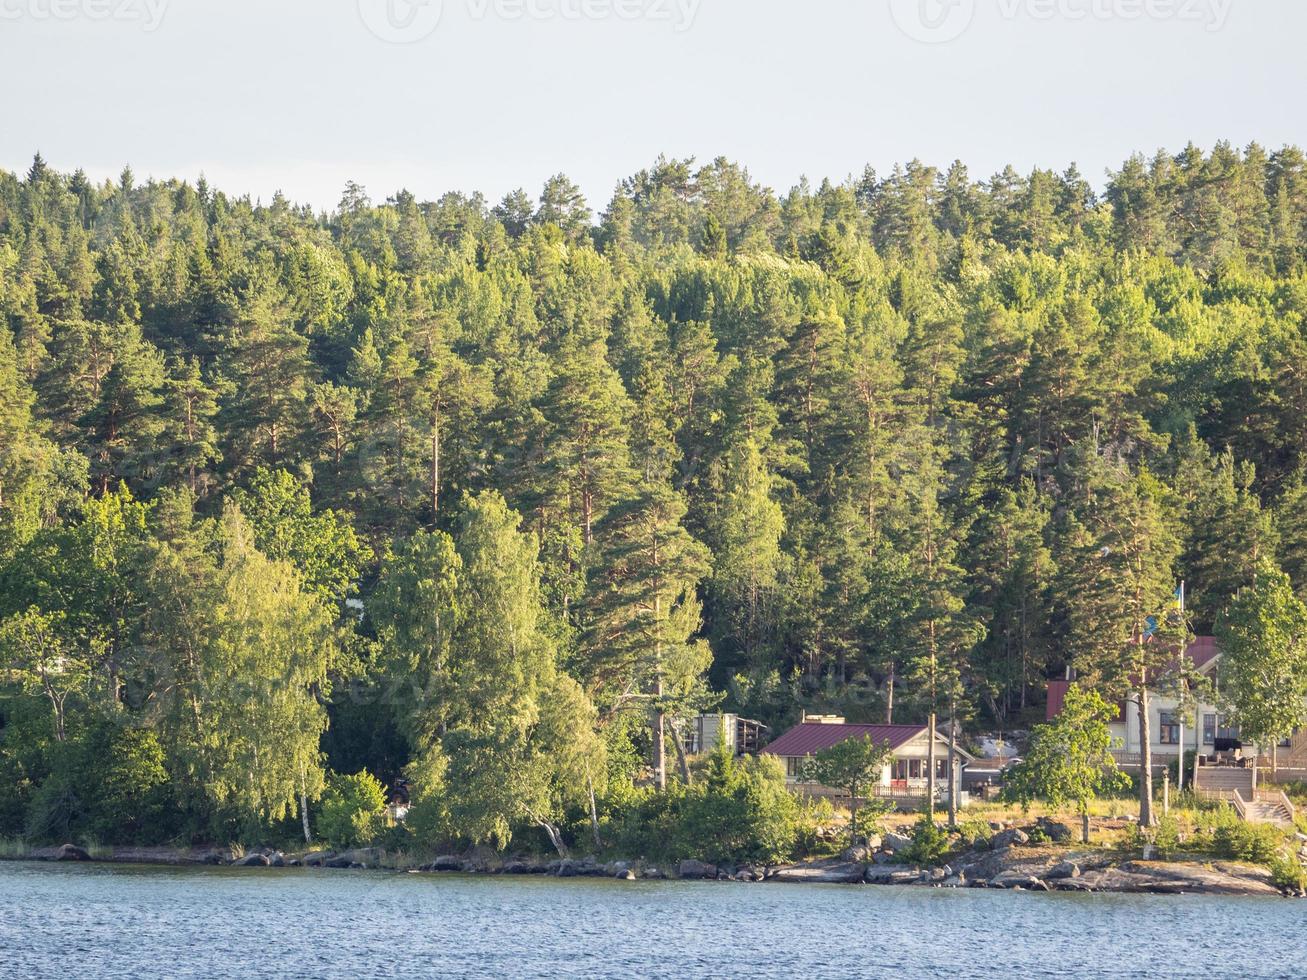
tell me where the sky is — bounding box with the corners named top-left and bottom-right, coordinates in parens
top-left (1, 0), bottom-right (1304, 212)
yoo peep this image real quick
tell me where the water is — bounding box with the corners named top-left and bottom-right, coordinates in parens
top-left (0, 862), bottom-right (1302, 979)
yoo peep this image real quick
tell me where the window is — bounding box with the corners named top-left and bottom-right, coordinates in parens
top-left (1159, 712), bottom-right (1180, 745)
top-left (892, 760), bottom-right (909, 781)
top-left (786, 757), bottom-right (805, 779)
top-left (1203, 714), bottom-right (1240, 745)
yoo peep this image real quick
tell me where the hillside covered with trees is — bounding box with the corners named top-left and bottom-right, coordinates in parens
top-left (3, 144), bottom-right (1307, 851)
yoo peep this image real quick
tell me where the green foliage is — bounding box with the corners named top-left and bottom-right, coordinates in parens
top-left (316, 770), bottom-right (387, 848)
top-left (1215, 558), bottom-right (1307, 751)
top-left (800, 734), bottom-right (893, 841)
top-left (1004, 685), bottom-right (1130, 834)
top-left (6, 147), bottom-right (1307, 848)
top-left (1197, 805), bottom-right (1285, 865)
top-left (606, 742), bottom-right (800, 867)
top-left (1270, 854), bottom-right (1307, 893)
top-left (899, 816), bottom-right (952, 866)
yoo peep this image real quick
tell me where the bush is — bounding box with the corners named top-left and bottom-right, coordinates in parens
top-left (899, 816), bottom-right (951, 866)
top-left (1270, 854), bottom-right (1307, 893)
top-left (1198, 806), bottom-right (1284, 865)
top-left (956, 818), bottom-right (993, 850)
top-left (604, 742), bottom-right (800, 868)
top-left (1152, 814), bottom-right (1182, 859)
top-left (316, 770), bottom-right (387, 848)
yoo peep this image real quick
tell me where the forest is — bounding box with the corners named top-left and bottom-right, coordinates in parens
top-left (2, 143), bottom-right (1307, 854)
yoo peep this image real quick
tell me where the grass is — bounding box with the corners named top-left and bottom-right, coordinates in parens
top-left (0, 838), bottom-right (30, 859)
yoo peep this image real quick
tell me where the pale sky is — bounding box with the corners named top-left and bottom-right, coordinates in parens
top-left (1, 0), bottom-right (1303, 211)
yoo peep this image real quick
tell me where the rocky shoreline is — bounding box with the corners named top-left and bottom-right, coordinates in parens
top-left (10, 834), bottom-right (1300, 898)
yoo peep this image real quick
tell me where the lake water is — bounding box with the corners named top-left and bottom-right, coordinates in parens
top-left (0, 862), bottom-right (1303, 979)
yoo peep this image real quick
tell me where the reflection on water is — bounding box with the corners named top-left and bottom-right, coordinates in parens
top-left (0, 861), bottom-right (1300, 979)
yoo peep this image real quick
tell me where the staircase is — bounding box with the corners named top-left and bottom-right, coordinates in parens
top-left (1245, 790), bottom-right (1297, 829)
top-left (1194, 765), bottom-right (1255, 801)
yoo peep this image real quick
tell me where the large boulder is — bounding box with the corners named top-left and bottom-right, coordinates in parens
top-left (769, 860), bottom-right (864, 884)
top-left (300, 850), bottom-right (335, 867)
top-left (427, 855), bottom-right (464, 872)
top-left (1036, 818), bottom-right (1074, 843)
top-left (232, 853), bottom-right (271, 867)
top-left (677, 859), bottom-right (717, 880)
top-left (881, 832), bottom-right (913, 854)
top-left (991, 828), bottom-right (1030, 850)
top-left (864, 865), bottom-right (923, 886)
top-left (1046, 860), bottom-right (1081, 881)
top-left (334, 847), bottom-right (384, 868)
top-left (32, 844), bottom-right (91, 862)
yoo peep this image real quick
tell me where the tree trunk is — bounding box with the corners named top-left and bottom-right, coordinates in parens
top-left (585, 767), bottom-right (602, 849)
top-left (299, 767), bottom-right (313, 845)
top-left (1138, 688), bottom-right (1155, 827)
top-left (670, 718), bottom-right (693, 785)
top-left (947, 702), bottom-right (958, 829)
top-left (927, 709), bottom-right (937, 820)
top-left (653, 676), bottom-right (667, 793)
top-left (1081, 810), bottom-right (1091, 845)
top-left (538, 819), bottom-right (569, 858)
top-left (885, 663), bottom-right (895, 725)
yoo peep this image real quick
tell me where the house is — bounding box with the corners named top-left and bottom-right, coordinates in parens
top-left (761, 714), bottom-right (975, 806)
top-left (1047, 636), bottom-right (1307, 783)
top-left (679, 714), bottom-right (770, 756)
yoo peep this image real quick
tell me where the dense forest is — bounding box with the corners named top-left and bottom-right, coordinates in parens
top-left (3, 143), bottom-right (1307, 852)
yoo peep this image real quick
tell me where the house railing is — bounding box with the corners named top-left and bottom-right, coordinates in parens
top-left (1231, 789), bottom-right (1249, 820)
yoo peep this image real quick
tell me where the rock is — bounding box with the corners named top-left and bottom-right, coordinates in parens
top-left (841, 844), bottom-right (875, 863)
top-left (555, 859), bottom-right (585, 877)
top-left (872, 851), bottom-right (897, 866)
top-left (428, 855), bottom-right (463, 872)
top-left (335, 847), bottom-right (384, 869)
top-left (677, 859), bottom-right (718, 880)
top-left (864, 865), bottom-right (923, 886)
top-left (941, 873), bottom-right (965, 888)
top-left (770, 860), bottom-right (864, 884)
top-left (864, 835), bottom-right (883, 852)
top-left (641, 867), bottom-right (666, 880)
top-left (991, 828), bottom-right (1029, 850)
top-left (988, 821), bottom-right (1004, 832)
top-left (197, 847), bottom-right (236, 865)
top-left (607, 860), bottom-right (632, 876)
top-left (232, 853), bottom-right (271, 867)
top-left (1036, 818), bottom-right (1074, 843)
top-left (882, 832), bottom-right (913, 853)
top-left (617, 869), bottom-right (637, 880)
top-left (31, 843), bottom-right (91, 862)
top-left (737, 866), bottom-right (765, 882)
top-left (990, 870), bottom-right (1047, 890)
top-left (1046, 861), bottom-right (1082, 881)
top-left (301, 850), bottom-right (335, 867)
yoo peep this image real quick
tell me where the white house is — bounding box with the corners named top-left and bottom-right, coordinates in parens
top-left (761, 715), bottom-right (975, 806)
top-left (1047, 636), bottom-right (1307, 782)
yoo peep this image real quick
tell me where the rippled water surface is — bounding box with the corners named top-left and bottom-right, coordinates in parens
top-left (0, 861), bottom-right (1303, 978)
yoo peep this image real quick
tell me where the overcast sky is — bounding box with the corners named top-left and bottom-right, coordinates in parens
top-left (1, 0), bottom-right (1303, 211)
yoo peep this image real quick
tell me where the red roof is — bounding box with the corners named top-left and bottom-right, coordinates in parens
top-left (1046, 637), bottom-right (1218, 721)
top-left (1186, 636), bottom-right (1220, 671)
top-left (762, 722), bottom-right (926, 758)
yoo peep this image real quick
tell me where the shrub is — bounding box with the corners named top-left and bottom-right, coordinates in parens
top-left (1270, 854), bottom-right (1307, 893)
top-left (899, 816), bottom-right (951, 866)
top-left (316, 770), bottom-right (387, 848)
top-left (676, 745), bottom-right (799, 867)
top-left (1152, 814), bottom-right (1182, 859)
top-left (956, 818), bottom-right (993, 850)
top-left (1198, 806), bottom-right (1284, 865)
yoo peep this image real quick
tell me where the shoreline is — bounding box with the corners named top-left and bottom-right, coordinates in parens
top-left (5, 842), bottom-right (1298, 898)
